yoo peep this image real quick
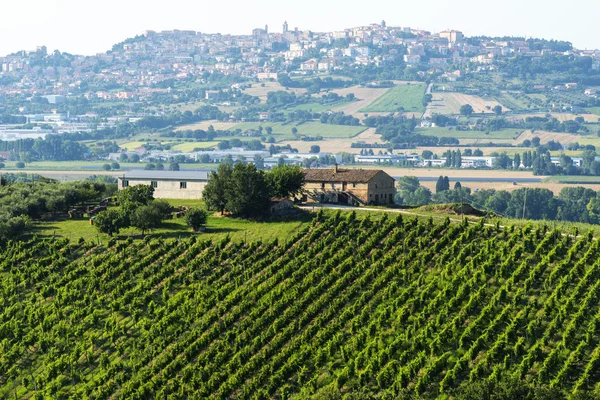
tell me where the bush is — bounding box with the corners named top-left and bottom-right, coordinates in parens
top-left (102, 164), bottom-right (112, 171)
top-left (111, 162), bottom-right (120, 170)
top-left (185, 208), bottom-right (209, 232)
top-left (16, 162), bottom-right (25, 169)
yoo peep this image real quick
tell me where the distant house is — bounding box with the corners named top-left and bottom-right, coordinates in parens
top-left (118, 170), bottom-right (210, 199)
top-left (259, 112), bottom-right (271, 121)
top-left (303, 165), bottom-right (395, 206)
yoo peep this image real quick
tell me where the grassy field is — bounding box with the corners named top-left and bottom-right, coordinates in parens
top-left (360, 83), bottom-right (426, 113)
top-left (232, 121), bottom-right (367, 139)
top-left (35, 198), bottom-right (310, 244)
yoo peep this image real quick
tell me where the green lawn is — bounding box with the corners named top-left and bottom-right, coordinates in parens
top-left (232, 121), bottom-right (367, 139)
top-left (416, 127), bottom-right (524, 140)
top-left (360, 83), bottom-right (426, 113)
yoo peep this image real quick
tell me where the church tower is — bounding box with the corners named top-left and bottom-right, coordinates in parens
top-left (283, 21), bottom-right (289, 33)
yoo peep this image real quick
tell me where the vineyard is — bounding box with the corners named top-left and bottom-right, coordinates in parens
top-left (3, 211), bottom-right (600, 398)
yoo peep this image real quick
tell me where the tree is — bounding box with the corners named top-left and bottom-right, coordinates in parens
top-left (203, 163), bottom-right (233, 215)
top-left (291, 127), bottom-right (298, 135)
top-left (156, 162), bottom-right (165, 170)
top-left (111, 162), bottom-right (120, 170)
top-left (119, 153), bottom-right (129, 162)
top-left (254, 154), bottom-right (265, 170)
top-left (94, 209), bottom-right (126, 237)
top-left (435, 176), bottom-right (450, 193)
top-left (266, 164), bottom-right (305, 198)
top-left (0, 162), bottom-right (5, 169)
top-left (266, 127), bottom-right (273, 135)
top-left (473, 148), bottom-right (483, 156)
top-left (460, 104), bottom-right (474, 116)
top-left (130, 154), bottom-right (140, 163)
top-left (118, 185), bottom-right (154, 208)
top-left (15, 162), bottom-right (25, 169)
top-left (185, 208), bottom-right (208, 232)
top-left (310, 145), bottom-right (321, 154)
top-left (513, 153), bottom-right (521, 169)
top-left (145, 163), bottom-right (156, 170)
top-left (492, 105), bottom-right (503, 115)
top-left (226, 163), bottom-right (272, 218)
top-left (169, 162), bottom-right (180, 171)
top-left (532, 136), bottom-right (541, 147)
top-left (130, 205), bottom-right (163, 236)
top-left (421, 150), bottom-right (433, 159)
top-left (454, 181), bottom-right (462, 190)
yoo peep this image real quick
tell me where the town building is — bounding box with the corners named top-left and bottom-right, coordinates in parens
top-left (303, 165), bottom-right (395, 206)
top-left (118, 170), bottom-right (210, 199)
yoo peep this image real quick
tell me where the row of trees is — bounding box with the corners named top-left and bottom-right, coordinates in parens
top-left (203, 163), bottom-right (305, 218)
top-left (397, 176), bottom-right (600, 223)
top-left (0, 180), bottom-right (113, 241)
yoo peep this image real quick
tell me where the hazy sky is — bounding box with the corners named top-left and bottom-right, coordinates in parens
top-left (1, 0), bottom-right (598, 56)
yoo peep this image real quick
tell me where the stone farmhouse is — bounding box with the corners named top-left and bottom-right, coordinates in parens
top-left (118, 170), bottom-right (209, 199)
top-left (303, 165), bottom-right (395, 206)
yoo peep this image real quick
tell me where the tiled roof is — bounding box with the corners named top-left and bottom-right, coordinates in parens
top-left (304, 168), bottom-right (391, 183)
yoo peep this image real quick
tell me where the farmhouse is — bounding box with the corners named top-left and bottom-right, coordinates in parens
top-left (303, 165), bottom-right (395, 206)
top-left (118, 170), bottom-right (210, 199)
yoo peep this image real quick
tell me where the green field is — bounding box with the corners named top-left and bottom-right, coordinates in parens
top-left (232, 121), bottom-right (367, 139)
top-left (360, 83), bottom-right (426, 113)
top-left (585, 107), bottom-right (600, 117)
top-left (5, 213), bottom-right (600, 398)
top-left (35, 198), bottom-right (309, 244)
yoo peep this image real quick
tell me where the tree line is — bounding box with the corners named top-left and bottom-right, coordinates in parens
top-left (397, 175), bottom-right (600, 224)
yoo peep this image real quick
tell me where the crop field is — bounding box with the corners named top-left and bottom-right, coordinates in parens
top-left (278, 128), bottom-right (385, 153)
top-left (174, 121), bottom-right (238, 132)
top-left (516, 130), bottom-right (585, 145)
top-left (282, 102), bottom-right (346, 113)
top-left (430, 92), bottom-right (508, 115)
top-left (242, 81), bottom-right (306, 101)
top-left (330, 86), bottom-right (391, 116)
top-left (231, 121), bottom-right (367, 139)
top-left (4, 214), bottom-right (600, 398)
top-left (416, 127), bottom-right (523, 140)
top-left (360, 83), bottom-right (426, 113)
top-left (515, 113), bottom-right (600, 123)
top-left (170, 141), bottom-right (219, 151)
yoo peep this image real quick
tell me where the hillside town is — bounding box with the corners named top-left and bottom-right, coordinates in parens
top-left (1, 21), bottom-right (599, 100)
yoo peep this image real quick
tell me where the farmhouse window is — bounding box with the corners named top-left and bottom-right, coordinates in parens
top-left (151, 181), bottom-right (158, 188)
top-left (353, 183), bottom-right (356, 188)
top-left (122, 180), bottom-right (129, 187)
top-left (321, 183), bottom-right (325, 189)
top-left (180, 182), bottom-right (187, 189)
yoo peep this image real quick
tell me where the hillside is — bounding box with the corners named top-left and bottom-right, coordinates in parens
top-left (2, 212), bottom-right (600, 398)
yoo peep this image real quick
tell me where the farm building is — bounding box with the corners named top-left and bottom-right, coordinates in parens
top-left (118, 170), bottom-right (210, 199)
top-left (303, 165), bottom-right (395, 206)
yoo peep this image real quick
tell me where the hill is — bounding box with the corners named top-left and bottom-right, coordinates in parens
top-left (2, 212), bottom-right (600, 398)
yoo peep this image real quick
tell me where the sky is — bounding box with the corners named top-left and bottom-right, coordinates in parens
top-left (1, 0), bottom-right (598, 56)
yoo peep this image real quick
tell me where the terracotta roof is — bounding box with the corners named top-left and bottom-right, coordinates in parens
top-left (303, 168), bottom-right (391, 183)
